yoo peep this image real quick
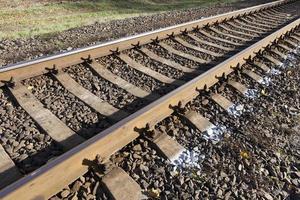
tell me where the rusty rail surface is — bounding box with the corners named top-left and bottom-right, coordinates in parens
top-left (0, 0), bottom-right (298, 199)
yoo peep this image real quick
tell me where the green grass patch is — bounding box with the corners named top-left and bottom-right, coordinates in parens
top-left (0, 0), bottom-right (237, 39)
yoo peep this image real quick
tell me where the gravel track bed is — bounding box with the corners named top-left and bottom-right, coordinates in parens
top-left (178, 35), bottom-right (227, 54)
top-left (96, 56), bottom-right (172, 95)
top-left (221, 64), bottom-right (300, 199)
top-left (267, 69), bottom-right (300, 110)
top-left (161, 48), bottom-right (299, 199)
top-left (125, 49), bottom-right (187, 80)
top-left (155, 115), bottom-right (204, 151)
top-left (50, 40), bottom-right (300, 200)
top-left (22, 74), bottom-right (110, 138)
top-left (63, 64), bottom-right (145, 112)
top-left (154, 115), bottom-right (266, 199)
top-left (111, 137), bottom-right (205, 199)
top-left (0, 88), bottom-right (62, 173)
top-left (193, 31), bottom-right (237, 49)
top-left (50, 169), bottom-right (110, 200)
top-left (187, 95), bottom-right (238, 130)
top-left (149, 57), bottom-right (300, 199)
top-left (163, 39), bottom-right (215, 61)
top-left (145, 43), bottom-right (201, 69)
top-left (157, 47), bottom-right (300, 199)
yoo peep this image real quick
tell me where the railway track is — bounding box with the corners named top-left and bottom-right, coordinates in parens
top-left (0, 0), bottom-right (300, 199)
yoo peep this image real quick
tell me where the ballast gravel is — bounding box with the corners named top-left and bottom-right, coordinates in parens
top-left (0, 88), bottom-right (62, 173)
top-left (22, 74), bottom-right (111, 138)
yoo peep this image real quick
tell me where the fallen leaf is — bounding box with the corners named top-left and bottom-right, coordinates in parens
top-left (240, 151), bottom-right (250, 159)
top-left (148, 188), bottom-right (160, 198)
top-left (261, 89), bottom-right (268, 96)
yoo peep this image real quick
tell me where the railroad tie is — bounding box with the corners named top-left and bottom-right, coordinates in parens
top-left (242, 18), bottom-right (271, 29)
top-left (187, 33), bottom-right (234, 51)
top-left (293, 32), bottom-right (300, 39)
top-left (9, 84), bottom-right (85, 150)
top-left (268, 10), bottom-right (289, 16)
top-left (262, 12), bottom-right (287, 21)
top-left (254, 13), bottom-right (283, 24)
top-left (277, 43), bottom-right (292, 52)
top-left (158, 42), bottom-right (213, 65)
top-left (265, 10), bottom-right (289, 18)
top-left (209, 27), bottom-right (249, 42)
top-left (139, 47), bottom-right (200, 74)
top-left (211, 93), bottom-right (234, 111)
top-left (118, 53), bottom-right (185, 86)
top-left (152, 131), bottom-right (185, 161)
top-left (290, 35), bottom-right (300, 42)
top-left (288, 38), bottom-right (299, 46)
top-left (227, 81), bottom-right (249, 96)
top-left (55, 73), bottom-right (129, 122)
top-left (241, 19), bottom-right (271, 30)
top-left (248, 15), bottom-right (279, 26)
top-left (173, 37), bottom-right (224, 57)
top-left (261, 15), bottom-right (284, 21)
top-left (263, 54), bottom-right (283, 66)
top-left (198, 29), bottom-right (241, 46)
top-left (234, 20), bottom-right (268, 32)
top-left (184, 111), bottom-right (214, 132)
top-left (253, 61), bottom-right (271, 72)
top-left (218, 24), bottom-right (256, 38)
top-left (265, 9), bottom-right (280, 15)
top-left (271, 49), bottom-right (287, 60)
top-left (102, 167), bottom-right (142, 200)
top-left (284, 39), bottom-right (298, 47)
top-left (0, 144), bottom-right (22, 189)
top-left (88, 62), bottom-right (159, 101)
top-left (226, 21), bottom-right (264, 35)
top-left (243, 70), bottom-right (264, 83)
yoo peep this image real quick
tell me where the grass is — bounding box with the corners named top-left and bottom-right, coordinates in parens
top-left (0, 0), bottom-right (237, 39)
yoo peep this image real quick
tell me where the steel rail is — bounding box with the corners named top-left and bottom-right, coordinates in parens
top-left (0, 12), bottom-right (299, 200)
top-left (0, 0), bottom-right (291, 86)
